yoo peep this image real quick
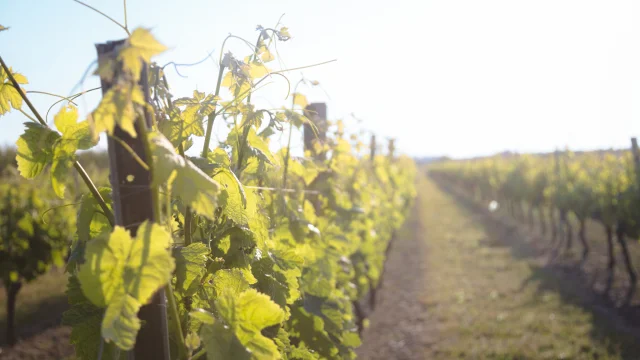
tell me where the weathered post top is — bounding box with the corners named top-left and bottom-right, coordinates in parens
top-left (303, 103), bottom-right (327, 159)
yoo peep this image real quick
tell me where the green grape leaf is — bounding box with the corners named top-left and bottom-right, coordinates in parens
top-left (101, 292), bottom-right (141, 350)
top-left (200, 288), bottom-right (285, 360)
top-left (78, 221), bottom-right (175, 350)
top-left (289, 306), bottom-right (337, 358)
top-left (174, 243), bottom-right (210, 295)
top-left (208, 147), bottom-right (230, 167)
top-left (0, 66), bottom-right (27, 115)
top-left (63, 276), bottom-right (121, 360)
top-left (246, 128), bottom-right (278, 166)
top-left (164, 90), bottom-right (217, 145)
top-left (76, 187), bottom-right (113, 244)
top-left (48, 105), bottom-right (99, 197)
top-left (185, 332), bottom-right (201, 352)
top-left (54, 103), bottom-right (80, 134)
top-left (118, 28), bottom-right (167, 80)
top-left (201, 322), bottom-right (251, 360)
top-left (50, 139), bottom-right (76, 198)
top-left (54, 104), bottom-right (96, 150)
top-left (213, 167), bottom-right (248, 225)
top-left (174, 90), bottom-right (216, 117)
top-left (15, 122), bottom-right (60, 178)
top-left (151, 132), bottom-right (220, 220)
top-left (211, 269), bottom-right (249, 298)
top-left (190, 308), bottom-right (216, 325)
top-left (90, 84), bottom-right (145, 139)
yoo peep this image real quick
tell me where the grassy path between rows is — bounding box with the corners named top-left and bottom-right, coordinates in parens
top-left (358, 173), bottom-right (640, 360)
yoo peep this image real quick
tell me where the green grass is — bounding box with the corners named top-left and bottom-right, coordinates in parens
top-left (0, 268), bottom-right (69, 344)
top-left (417, 175), bottom-right (640, 359)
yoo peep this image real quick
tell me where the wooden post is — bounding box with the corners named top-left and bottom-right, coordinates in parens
top-left (388, 138), bottom-right (396, 159)
top-left (632, 138), bottom-right (640, 172)
top-left (370, 134), bottom-right (376, 162)
top-left (96, 40), bottom-right (170, 360)
top-left (303, 103), bottom-right (327, 160)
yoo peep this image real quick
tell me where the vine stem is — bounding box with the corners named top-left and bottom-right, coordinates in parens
top-left (201, 65), bottom-right (225, 158)
top-left (25, 90), bottom-right (79, 105)
top-left (161, 73), bottom-right (192, 246)
top-left (178, 144), bottom-right (192, 246)
top-left (72, 0), bottom-right (130, 35)
top-left (235, 33), bottom-right (267, 175)
top-left (282, 79), bottom-right (304, 189)
top-left (165, 283), bottom-right (188, 360)
top-left (0, 55), bottom-right (115, 226)
top-left (191, 348), bottom-right (206, 360)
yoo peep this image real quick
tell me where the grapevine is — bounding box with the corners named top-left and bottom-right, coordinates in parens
top-left (430, 148), bottom-right (640, 302)
top-left (0, 3), bottom-right (417, 359)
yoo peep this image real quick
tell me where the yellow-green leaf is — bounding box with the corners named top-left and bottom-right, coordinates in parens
top-left (151, 132), bottom-right (220, 219)
top-left (50, 138), bottom-right (76, 198)
top-left (200, 288), bottom-right (285, 360)
top-left (0, 66), bottom-right (27, 115)
top-left (15, 122), bottom-right (60, 179)
top-left (292, 93), bottom-right (308, 109)
top-left (78, 221), bottom-right (175, 350)
top-left (90, 85), bottom-right (144, 139)
top-left (118, 28), bottom-right (167, 80)
top-left (54, 104), bottom-right (96, 150)
top-left (249, 62), bottom-right (270, 79)
top-left (54, 104), bottom-right (79, 134)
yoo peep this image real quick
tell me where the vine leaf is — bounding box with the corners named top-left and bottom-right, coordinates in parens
top-left (246, 129), bottom-right (278, 166)
top-left (54, 104), bottom-right (97, 150)
top-left (119, 27), bottom-right (167, 81)
top-left (162, 90), bottom-right (217, 145)
top-left (209, 148), bottom-right (230, 167)
top-left (15, 122), bottom-right (60, 178)
top-left (151, 132), bottom-right (220, 220)
top-left (90, 84), bottom-right (145, 139)
top-left (67, 187), bottom-right (114, 271)
top-left (200, 288), bottom-right (285, 360)
top-left (63, 276), bottom-right (120, 360)
top-left (279, 27), bottom-right (291, 39)
top-left (77, 221), bottom-right (175, 350)
top-left (228, 127), bottom-right (278, 167)
top-left (292, 93), bottom-right (308, 108)
top-left (50, 138), bottom-right (77, 198)
top-left (50, 104), bottom-right (98, 197)
top-left (174, 243), bottom-right (210, 295)
top-left (259, 46), bottom-right (275, 63)
top-left (211, 269), bottom-right (250, 298)
top-left (0, 66), bottom-right (27, 115)
top-left (213, 167), bottom-right (248, 225)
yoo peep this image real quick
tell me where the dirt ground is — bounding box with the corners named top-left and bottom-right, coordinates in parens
top-left (358, 174), bottom-right (640, 360)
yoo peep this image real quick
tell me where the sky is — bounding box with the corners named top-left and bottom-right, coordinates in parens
top-left (1, 0), bottom-right (640, 159)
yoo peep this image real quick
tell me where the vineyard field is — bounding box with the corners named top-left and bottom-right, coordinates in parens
top-left (0, 2), bottom-right (417, 358)
top-left (359, 173), bottom-right (640, 360)
top-left (2, 1), bottom-right (640, 359)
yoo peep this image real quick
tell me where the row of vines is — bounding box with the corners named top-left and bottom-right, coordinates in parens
top-left (430, 146), bottom-right (640, 302)
top-left (0, 4), bottom-right (416, 359)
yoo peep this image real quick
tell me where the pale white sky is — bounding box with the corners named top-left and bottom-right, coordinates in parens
top-left (2, 0), bottom-right (639, 158)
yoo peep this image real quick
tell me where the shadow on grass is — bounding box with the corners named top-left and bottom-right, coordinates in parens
top-left (0, 293), bottom-right (68, 346)
top-left (433, 176), bottom-right (640, 360)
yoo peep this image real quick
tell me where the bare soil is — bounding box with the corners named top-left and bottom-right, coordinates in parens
top-left (358, 174), bottom-right (640, 359)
